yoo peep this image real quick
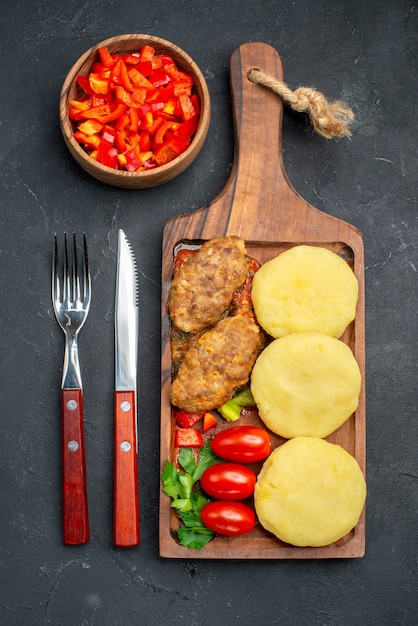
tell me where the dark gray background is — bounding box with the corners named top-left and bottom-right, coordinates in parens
top-left (1, 1), bottom-right (417, 624)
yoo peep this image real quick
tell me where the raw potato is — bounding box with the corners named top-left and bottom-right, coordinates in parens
top-left (254, 437), bottom-right (366, 547)
top-left (251, 332), bottom-right (361, 438)
top-left (251, 245), bottom-right (358, 338)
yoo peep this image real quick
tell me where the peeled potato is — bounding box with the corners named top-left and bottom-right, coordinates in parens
top-left (251, 332), bottom-right (361, 438)
top-left (254, 437), bottom-right (366, 547)
top-left (252, 245), bottom-right (358, 338)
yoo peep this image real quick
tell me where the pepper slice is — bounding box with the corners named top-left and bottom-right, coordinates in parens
top-left (202, 412), bottom-right (218, 433)
top-left (175, 410), bottom-right (204, 429)
top-left (175, 428), bottom-right (203, 448)
top-left (96, 139), bottom-right (118, 168)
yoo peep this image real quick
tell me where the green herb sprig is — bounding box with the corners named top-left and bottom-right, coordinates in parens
top-left (161, 441), bottom-right (222, 549)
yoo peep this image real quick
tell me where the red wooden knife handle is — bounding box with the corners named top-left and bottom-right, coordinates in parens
top-left (61, 388), bottom-right (90, 545)
top-left (114, 390), bottom-right (140, 547)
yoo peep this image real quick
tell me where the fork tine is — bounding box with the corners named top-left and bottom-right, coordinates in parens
top-left (53, 233), bottom-right (60, 303)
top-left (63, 232), bottom-right (71, 304)
top-left (72, 232), bottom-right (81, 304)
top-left (83, 232), bottom-right (91, 305)
top-left (53, 233), bottom-right (91, 306)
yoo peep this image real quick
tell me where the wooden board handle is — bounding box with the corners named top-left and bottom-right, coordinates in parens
top-left (61, 388), bottom-right (89, 545)
top-left (113, 390), bottom-right (140, 547)
top-left (228, 43), bottom-right (286, 218)
top-left (200, 42), bottom-right (290, 240)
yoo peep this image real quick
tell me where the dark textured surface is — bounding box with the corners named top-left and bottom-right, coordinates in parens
top-left (1, 1), bottom-right (417, 624)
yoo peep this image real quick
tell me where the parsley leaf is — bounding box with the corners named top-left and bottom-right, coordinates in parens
top-left (161, 441), bottom-right (222, 549)
top-left (177, 525), bottom-right (214, 549)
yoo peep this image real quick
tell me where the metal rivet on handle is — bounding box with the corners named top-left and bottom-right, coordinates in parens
top-left (120, 401), bottom-right (131, 412)
top-left (68, 440), bottom-right (79, 452)
top-left (67, 399), bottom-right (78, 411)
top-left (121, 441), bottom-right (131, 452)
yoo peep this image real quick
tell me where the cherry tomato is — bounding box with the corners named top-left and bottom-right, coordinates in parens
top-left (211, 426), bottom-right (271, 463)
top-left (200, 463), bottom-right (256, 500)
top-left (201, 501), bottom-right (255, 536)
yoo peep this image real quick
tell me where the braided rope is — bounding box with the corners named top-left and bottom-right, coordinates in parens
top-left (247, 68), bottom-right (354, 139)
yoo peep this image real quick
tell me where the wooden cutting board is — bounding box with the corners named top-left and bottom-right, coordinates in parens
top-left (159, 42), bottom-right (366, 559)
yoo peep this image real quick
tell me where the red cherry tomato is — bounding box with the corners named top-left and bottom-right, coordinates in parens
top-left (201, 501), bottom-right (255, 536)
top-left (211, 426), bottom-right (271, 463)
top-left (200, 463), bottom-right (256, 500)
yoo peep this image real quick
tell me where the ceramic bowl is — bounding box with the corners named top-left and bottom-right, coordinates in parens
top-left (59, 34), bottom-right (210, 188)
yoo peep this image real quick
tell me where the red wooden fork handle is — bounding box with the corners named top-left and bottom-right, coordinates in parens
top-left (61, 388), bottom-right (90, 545)
top-left (113, 390), bottom-right (140, 547)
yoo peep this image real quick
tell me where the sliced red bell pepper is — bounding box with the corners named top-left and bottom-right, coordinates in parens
top-left (150, 101), bottom-right (165, 114)
top-left (129, 106), bottom-right (139, 133)
top-left (88, 73), bottom-right (110, 95)
top-left (175, 428), bottom-right (203, 448)
top-left (154, 136), bottom-right (189, 165)
top-left (162, 57), bottom-right (180, 81)
top-left (202, 412), bottom-right (218, 433)
top-left (69, 44), bottom-right (200, 172)
top-left (90, 61), bottom-right (106, 74)
top-left (139, 45), bottom-right (155, 63)
top-left (117, 153), bottom-right (127, 169)
top-left (115, 112), bottom-right (130, 131)
top-left (111, 58), bottom-right (133, 91)
top-left (149, 68), bottom-right (170, 89)
top-left (91, 94), bottom-right (108, 108)
top-left (73, 131), bottom-right (101, 150)
top-left (161, 98), bottom-right (178, 117)
top-left (76, 75), bottom-right (95, 96)
top-left (137, 60), bottom-right (152, 75)
top-left (178, 94), bottom-right (197, 121)
top-left (124, 147), bottom-right (142, 172)
top-left (153, 143), bottom-right (177, 165)
top-left (115, 85), bottom-right (133, 107)
top-left (74, 103), bottom-right (112, 121)
top-left (173, 79), bottom-right (193, 97)
top-left (122, 53), bottom-right (140, 66)
top-left (141, 114), bottom-right (164, 136)
top-left (154, 121), bottom-right (178, 146)
top-left (127, 132), bottom-right (140, 147)
top-left (139, 110), bottom-right (154, 130)
top-left (190, 94), bottom-right (200, 114)
top-left (98, 46), bottom-right (115, 68)
top-left (115, 130), bottom-right (127, 153)
top-left (132, 87), bottom-right (147, 105)
top-left (95, 103), bottom-right (127, 123)
top-left (70, 98), bottom-right (91, 110)
top-left (136, 104), bottom-right (151, 118)
top-left (97, 139), bottom-right (118, 168)
top-left (178, 115), bottom-right (199, 139)
top-left (128, 68), bottom-right (154, 90)
top-left (178, 69), bottom-right (194, 83)
top-left (175, 410), bottom-right (204, 429)
top-left (101, 124), bottom-right (117, 144)
top-left (78, 118), bottom-right (103, 136)
top-left (140, 150), bottom-right (154, 165)
top-left (139, 130), bottom-right (151, 152)
top-left (157, 83), bottom-right (175, 102)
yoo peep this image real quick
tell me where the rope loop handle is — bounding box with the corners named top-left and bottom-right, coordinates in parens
top-left (248, 68), bottom-right (354, 139)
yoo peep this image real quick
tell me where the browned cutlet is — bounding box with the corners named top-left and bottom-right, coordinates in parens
top-left (170, 315), bottom-right (262, 412)
top-left (168, 236), bottom-right (248, 334)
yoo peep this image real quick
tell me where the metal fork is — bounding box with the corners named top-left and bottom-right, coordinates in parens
top-left (52, 232), bottom-right (91, 545)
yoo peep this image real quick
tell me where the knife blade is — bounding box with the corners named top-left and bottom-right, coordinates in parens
top-left (114, 229), bottom-right (140, 547)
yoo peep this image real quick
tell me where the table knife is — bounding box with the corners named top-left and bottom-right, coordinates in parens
top-left (114, 229), bottom-right (140, 547)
